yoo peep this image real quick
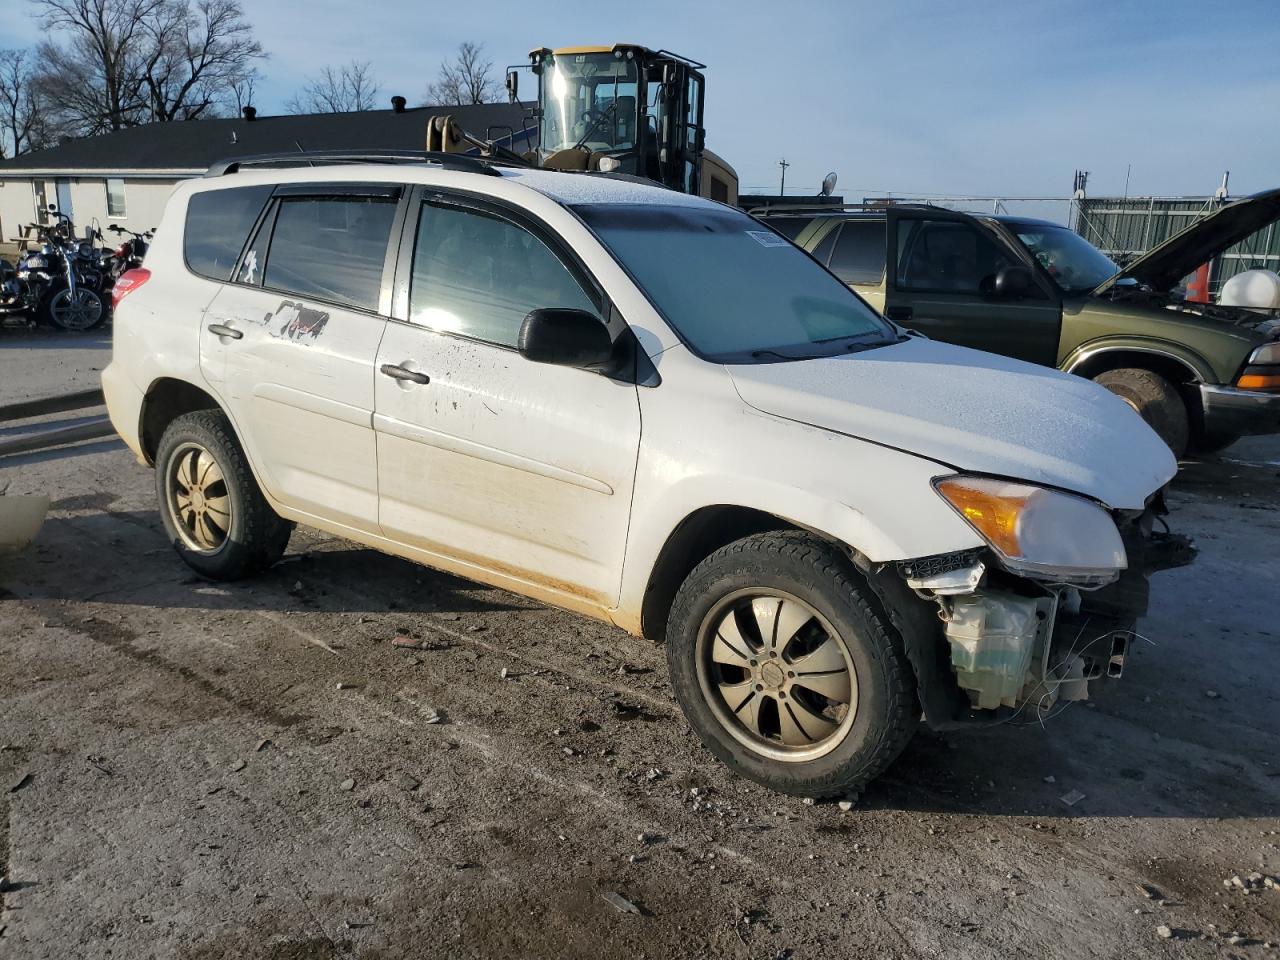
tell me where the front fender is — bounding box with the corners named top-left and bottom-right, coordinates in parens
top-left (1061, 335), bottom-right (1216, 383)
top-left (615, 373), bottom-right (983, 633)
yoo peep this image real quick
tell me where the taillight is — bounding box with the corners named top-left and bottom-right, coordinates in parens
top-left (112, 267), bottom-right (150, 310)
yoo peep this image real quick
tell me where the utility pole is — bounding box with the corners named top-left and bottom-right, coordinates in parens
top-left (778, 158), bottom-right (790, 196)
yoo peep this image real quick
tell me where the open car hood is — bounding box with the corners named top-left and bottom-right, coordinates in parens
top-left (727, 337), bottom-right (1176, 510)
top-left (1095, 187), bottom-right (1280, 294)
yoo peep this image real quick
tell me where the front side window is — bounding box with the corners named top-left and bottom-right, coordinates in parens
top-left (408, 201), bottom-right (597, 348)
top-left (577, 203), bottom-right (896, 363)
top-left (829, 220), bottom-right (886, 284)
top-left (262, 196), bottom-right (396, 311)
top-left (105, 178), bottom-right (126, 218)
top-left (896, 219), bottom-right (1017, 294)
top-left (185, 185), bottom-right (273, 282)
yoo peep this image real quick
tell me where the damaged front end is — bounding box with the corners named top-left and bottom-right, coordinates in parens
top-left (863, 492), bottom-right (1196, 726)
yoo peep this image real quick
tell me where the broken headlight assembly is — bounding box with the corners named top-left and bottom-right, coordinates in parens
top-left (933, 475), bottom-right (1126, 586)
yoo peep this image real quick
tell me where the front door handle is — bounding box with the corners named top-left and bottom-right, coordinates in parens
top-left (207, 322), bottom-right (243, 340)
top-left (380, 363), bottom-right (430, 385)
top-left (885, 305), bottom-right (913, 323)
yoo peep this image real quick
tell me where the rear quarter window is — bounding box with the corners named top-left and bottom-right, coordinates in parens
top-left (829, 220), bottom-right (887, 284)
top-left (184, 185), bottom-right (273, 281)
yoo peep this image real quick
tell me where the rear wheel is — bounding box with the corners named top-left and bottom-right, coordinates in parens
top-left (1094, 367), bottom-right (1189, 458)
top-left (155, 410), bottom-right (293, 579)
top-left (666, 531), bottom-right (918, 798)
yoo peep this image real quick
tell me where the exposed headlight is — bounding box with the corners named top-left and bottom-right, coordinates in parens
top-left (934, 476), bottom-right (1126, 585)
top-left (1247, 342), bottom-right (1280, 365)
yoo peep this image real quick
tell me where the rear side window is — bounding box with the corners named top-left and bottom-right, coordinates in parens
top-left (184, 186), bottom-right (273, 281)
top-left (829, 220), bottom-right (886, 284)
top-left (263, 196), bottom-right (397, 311)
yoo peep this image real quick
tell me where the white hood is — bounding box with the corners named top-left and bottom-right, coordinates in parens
top-left (727, 337), bottom-right (1176, 510)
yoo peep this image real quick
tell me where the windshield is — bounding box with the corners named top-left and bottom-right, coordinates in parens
top-left (1013, 224), bottom-right (1120, 293)
top-left (576, 204), bottom-right (898, 362)
top-left (541, 53), bottom-right (641, 156)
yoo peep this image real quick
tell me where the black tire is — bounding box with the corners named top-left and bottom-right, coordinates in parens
top-left (1190, 427), bottom-right (1240, 456)
top-left (154, 409), bottom-right (293, 579)
top-left (666, 530), bottom-right (918, 798)
top-left (1094, 367), bottom-right (1190, 458)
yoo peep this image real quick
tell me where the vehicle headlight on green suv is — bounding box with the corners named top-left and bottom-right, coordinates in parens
top-left (935, 476), bottom-right (1127, 585)
top-left (1238, 342), bottom-right (1280, 392)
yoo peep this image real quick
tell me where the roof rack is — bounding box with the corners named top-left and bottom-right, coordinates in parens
top-left (746, 200), bottom-right (937, 216)
top-left (204, 150), bottom-right (504, 178)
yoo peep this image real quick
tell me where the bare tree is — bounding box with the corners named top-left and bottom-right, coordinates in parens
top-left (0, 49), bottom-right (50, 156)
top-left (139, 0), bottom-right (264, 121)
top-left (32, 0), bottom-right (166, 133)
top-left (228, 68), bottom-right (257, 113)
top-left (30, 0), bottom-right (264, 135)
top-left (424, 41), bottom-right (498, 106)
top-left (286, 60), bottom-right (379, 114)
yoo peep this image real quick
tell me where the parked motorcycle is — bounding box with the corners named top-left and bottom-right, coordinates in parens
top-left (0, 256), bottom-right (37, 329)
top-left (14, 208), bottom-right (108, 331)
top-left (104, 224), bottom-right (153, 281)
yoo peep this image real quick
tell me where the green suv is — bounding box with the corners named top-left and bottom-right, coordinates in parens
top-left (760, 191), bottom-right (1280, 455)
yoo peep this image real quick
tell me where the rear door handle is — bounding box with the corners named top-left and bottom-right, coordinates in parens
top-left (380, 363), bottom-right (430, 385)
top-left (207, 322), bottom-right (243, 340)
top-left (885, 306), bottom-right (913, 323)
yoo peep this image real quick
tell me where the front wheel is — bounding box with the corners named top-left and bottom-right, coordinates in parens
top-left (1094, 367), bottom-right (1189, 458)
top-left (46, 287), bottom-right (104, 331)
top-left (666, 531), bottom-right (918, 798)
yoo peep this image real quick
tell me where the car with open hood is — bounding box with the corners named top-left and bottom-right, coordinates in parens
top-left (102, 153), bottom-right (1189, 798)
top-left (760, 190), bottom-right (1280, 456)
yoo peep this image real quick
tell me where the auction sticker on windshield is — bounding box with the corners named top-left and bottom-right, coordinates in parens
top-left (746, 231), bottom-right (791, 248)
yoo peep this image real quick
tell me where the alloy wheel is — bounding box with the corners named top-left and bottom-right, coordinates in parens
top-left (696, 589), bottom-right (858, 762)
top-left (165, 442), bottom-right (232, 553)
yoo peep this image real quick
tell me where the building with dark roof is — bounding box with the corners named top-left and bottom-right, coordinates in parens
top-left (0, 100), bottom-right (531, 243)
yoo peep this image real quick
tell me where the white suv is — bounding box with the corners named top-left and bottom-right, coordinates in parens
top-left (103, 152), bottom-right (1182, 797)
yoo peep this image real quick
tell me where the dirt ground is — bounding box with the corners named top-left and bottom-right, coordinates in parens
top-left (1, 330), bottom-right (1278, 959)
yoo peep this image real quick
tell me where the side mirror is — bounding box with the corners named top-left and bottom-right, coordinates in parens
top-left (991, 265), bottom-right (1033, 299)
top-left (505, 69), bottom-right (519, 103)
top-left (518, 308), bottom-right (617, 371)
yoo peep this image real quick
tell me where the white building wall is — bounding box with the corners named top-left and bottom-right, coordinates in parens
top-left (0, 176), bottom-right (183, 246)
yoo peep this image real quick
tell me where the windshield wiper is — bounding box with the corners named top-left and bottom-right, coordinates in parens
top-left (748, 347), bottom-right (821, 362)
top-left (814, 333), bottom-right (896, 354)
top-left (573, 101), bottom-right (619, 152)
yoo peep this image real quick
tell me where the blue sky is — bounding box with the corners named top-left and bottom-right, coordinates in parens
top-left (4, 0), bottom-right (1278, 199)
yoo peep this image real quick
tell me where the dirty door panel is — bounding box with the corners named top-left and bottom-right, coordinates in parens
top-left (199, 190), bottom-right (399, 532)
top-left (374, 197), bottom-right (641, 607)
top-left (885, 210), bottom-right (1061, 365)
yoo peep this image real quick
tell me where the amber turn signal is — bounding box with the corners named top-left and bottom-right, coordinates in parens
top-left (933, 477), bottom-right (1031, 557)
top-left (1236, 366), bottom-right (1280, 392)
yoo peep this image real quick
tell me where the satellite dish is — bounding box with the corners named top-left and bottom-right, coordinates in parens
top-left (820, 172), bottom-right (838, 197)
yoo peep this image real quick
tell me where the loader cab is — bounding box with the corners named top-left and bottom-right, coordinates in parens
top-left (529, 44), bottom-right (711, 197)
